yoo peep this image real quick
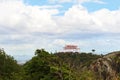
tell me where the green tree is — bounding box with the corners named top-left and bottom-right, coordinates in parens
top-left (92, 49), bottom-right (95, 53)
top-left (0, 49), bottom-right (22, 80)
top-left (23, 49), bottom-right (75, 80)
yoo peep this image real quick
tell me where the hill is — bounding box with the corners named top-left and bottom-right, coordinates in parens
top-left (1, 49), bottom-right (120, 80)
top-left (55, 51), bottom-right (120, 80)
top-left (55, 52), bottom-right (102, 80)
top-left (90, 51), bottom-right (120, 80)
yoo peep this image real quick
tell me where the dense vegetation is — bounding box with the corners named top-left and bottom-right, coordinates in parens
top-left (23, 49), bottom-right (75, 80)
top-left (1, 48), bottom-right (120, 80)
top-left (0, 49), bottom-right (22, 80)
top-left (55, 52), bottom-right (101, 80)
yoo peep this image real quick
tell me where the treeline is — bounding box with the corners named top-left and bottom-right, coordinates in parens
top-left (0, 49), bottom-right (23, 80)
top-left (0, 49), bottom-right (101, 80)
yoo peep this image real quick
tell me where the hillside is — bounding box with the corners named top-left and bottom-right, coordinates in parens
top-left (1, 49), bottom-right (120, 80)
top-left (55, 52), bottom-right (101, 70)
top-left (90, 51), bottom-right (120, 80)
top-left (55, 51), bottom-right (120, 80)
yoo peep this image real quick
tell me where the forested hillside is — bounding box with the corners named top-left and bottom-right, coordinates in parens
top-left (0, 49), bottom-right (23, 80)
top-left (55, 52), bottom-right (101, 80)
top-left (1, 49), bottom-right (120, 80)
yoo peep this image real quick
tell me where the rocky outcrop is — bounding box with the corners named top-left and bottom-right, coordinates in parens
top-left (90, 51), bottom-right (120, 80)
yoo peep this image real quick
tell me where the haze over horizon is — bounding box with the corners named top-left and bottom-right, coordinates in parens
top-left (0, 0), bottom-right (120, 58)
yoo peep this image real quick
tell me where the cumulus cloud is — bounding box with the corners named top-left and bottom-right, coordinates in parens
top-left (0, 0), bottom-right (59, 55)
top-left (0, 0), bottom-right (59, 34)
top-left (91, 9), bottom-right (120, 32)
top-left (55, 5), bottom-right (120, 33)
top-left (0, 0), bottom-right (120, 55)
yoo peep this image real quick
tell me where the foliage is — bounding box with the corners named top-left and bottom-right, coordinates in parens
top-left (3, 48), bottom-right (120, 80)
top-left (0, 49), bottom-right (22, 80)
top-left (23, 49), bottom-right (75, 80)
top-left (55, 52), bottom-right (101, 68)
top-left (55, 52), bottom-right (101, 80)
top-left (79, 70), bottom-right (96, 80)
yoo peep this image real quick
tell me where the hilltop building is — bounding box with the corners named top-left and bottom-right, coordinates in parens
top-left (62, 45), bottom-right (80, 53)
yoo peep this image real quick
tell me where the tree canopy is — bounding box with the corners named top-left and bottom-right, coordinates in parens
top-left (1, 48), bottom-right (120, 80)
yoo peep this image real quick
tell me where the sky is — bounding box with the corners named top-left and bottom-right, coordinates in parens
top-left (0, 0), bottom-right (120, 59)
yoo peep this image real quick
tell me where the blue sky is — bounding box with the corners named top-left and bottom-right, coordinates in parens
top-left (24, 0), bottom-right (120, 12)
top-left (83, 0), bottom-right (120, 12)
top-left (0, 0), bottom-right (120, 61)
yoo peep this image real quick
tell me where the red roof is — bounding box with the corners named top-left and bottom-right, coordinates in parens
top-left (64, 45), bottom-right (79, 50)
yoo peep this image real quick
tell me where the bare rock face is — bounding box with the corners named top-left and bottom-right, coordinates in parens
top-left (90, 51), bottom-right (120, 80)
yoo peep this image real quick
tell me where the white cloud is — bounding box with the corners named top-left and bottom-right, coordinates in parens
top-left (0, 0), bottom-right (59, 34)
top-left (55, 5), bottom-right (120, 33)
top-left (0, 0), bottom-right (120, 56)
top-left (39, 5), bottom-right (63, 9)
top-left (91, 9), bottom-right (120, 32)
